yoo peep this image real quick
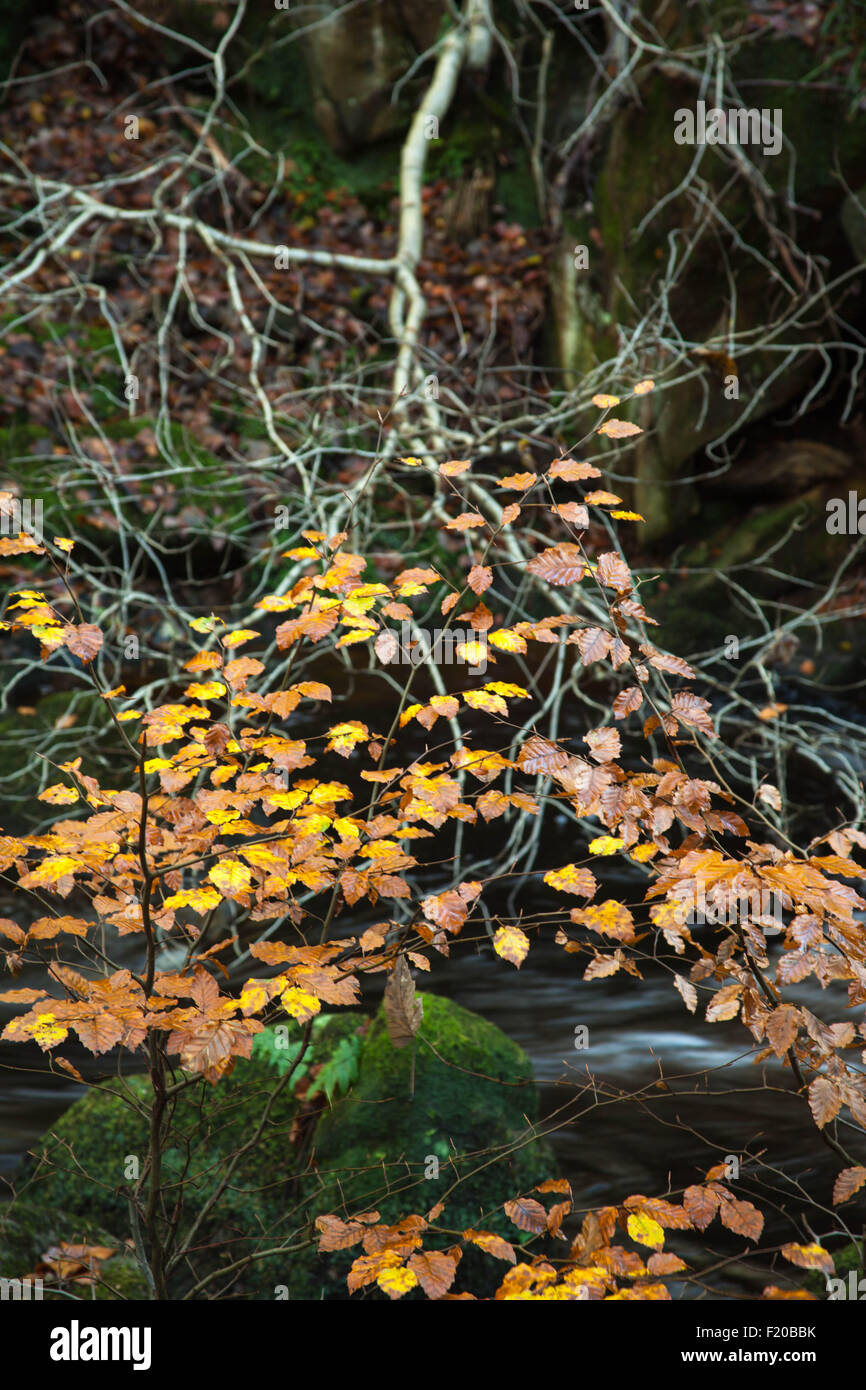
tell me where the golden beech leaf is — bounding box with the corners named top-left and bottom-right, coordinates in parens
top-left (547, 458), bottom-right (601, 482)
top-left (280, 986), bottom-right (321, 1022)
top-left (493, 924), bottom-right (529, 968)
top-left (376, 1264), bottom-right (418, 1299)
top-left (208, 859), bottom-right (252, 898)
top-left (585, 490), bottom-right (622, 506)
top-left (445, 512), bottom-right (486, 531)
top-left (544, 864), bottom-right (597, 896)
top-left (488, 628), bottom-right (527, 654)
top-left (37, 783), bottom-right (78, 805)
top-left (464, 1229), bottom-right (516, 1263)
top-left (439, 459), bottom-right (471, 476)
top-left (497, 472), bottom-right (537, 489)
top-left (588, 836), bottom-right (624, 856)
top-left (780, 1243), bottom-right (834, 1275)
top-left (626, 1212), bottom-right (665, 1248)
top-left (597, 419), bottom-right (642, 438)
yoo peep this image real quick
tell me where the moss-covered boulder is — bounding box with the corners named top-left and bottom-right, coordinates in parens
top-left (0, 1199), bottom-right (149, 1300)
top-left (293, 992), bottom-right (556, 1299)
top-left (9, 1013), bottom-right (361, 1298)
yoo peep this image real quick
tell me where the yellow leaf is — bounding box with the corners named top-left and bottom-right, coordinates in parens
top-left (29, 856), bottom-right (84, 885)
top-left (185, 682), bottom-right (227, 699)
top-left (188, 615), bottom-right (223, 633)
top-left (376, 1265), bottom-right (419, 1298)
top-left (53, 537), bottom-right (74, 553)
top-left (26, 1013), bottom-right (69, 1049)
top-left (117, 710), bottom-right (142, 721)
top-left (493, 924), bottom-right (529, 968)
top-left (162, 887), bottom-right (221, 913)
top-left (588, 836), bottom-right (624, 855)
top-left (37, 783), bottom-right (78, 805)
top-left (627, 1212), bottom-right (665, 1248)
top-left (208, 859), bottom-right (252, 898)
top-left (280, 985), bottom-right (321, 1023)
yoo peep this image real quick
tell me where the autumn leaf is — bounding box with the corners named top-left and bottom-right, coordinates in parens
top-left (588, 836), bottom-right (624, 856)
top-left (780, 1243), bottom-right (833, 1275)
top-left (493, 924), bottom-right (529, 968)
top-left (673, 975), bottom-right (698, 1014)
top-left (517, 735), bottom-right (568, 776)
top-left (464, 1229), bottom-right (516, 1263)
top-left (208, 859), bottom-right (252, 899)
top-left (809, 1077), bottom-right (842, 1128)
top-left (528, 544), bottom-right (585, 586)
top-left (504, 1197), bottom-right (547, 1234)
top-left (597, 419), bottom-right (642, 438)
top-left (832, 1167), bottom-right (866, 1205)
top-left (407, 1250), bottom-right (458, 1298)
top-left (544, 864), bottom-right (597, 896)
top-left (383, 956), bottom-right (423, 1048)
top-left (467, 564), bottom-right (493, 594)
top-left (626, 1211), bottom-right (665, 1248)
top-left (547, 457), bottom-right (601, 482)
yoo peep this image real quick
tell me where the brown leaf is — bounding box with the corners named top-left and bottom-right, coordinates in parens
top-left (65, 624), bottom-right (103, 663)
top-left (682, 1185), bottom-right (719, 1231)
top-left (517, 735), bottom-right (568, 777)
top-left (809, 1077), bottom-right (842, 1128)
top-left (527, 544), bottom-right (586, 586)
top-left (407, 1250), bottom-right (457, 1299)
top-left (595, 551), bottom-right (633, 594)
top-left (383, 955), bottom-right (423, 1048)
top-left (504, 1197), bottom-right (548, 1234)
top-left (765, 1004), bottom-right (800, 1057)
top-left (832, 1166), bottom-right (866, 1206)
top-left (467, 565), bottom-right (492, 595)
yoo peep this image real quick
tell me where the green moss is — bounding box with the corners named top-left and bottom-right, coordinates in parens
top-left (14, 1014), bottom-right (361, 1298)
top-left (293, 993), bottom-right (556, 1299)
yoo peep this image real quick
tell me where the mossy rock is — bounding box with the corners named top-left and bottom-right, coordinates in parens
top-left (13, 1014), bottom-right (360, 1298)
top-left (292, 993), bottom-right (556, 1299)
top-left (0, 1198), bottom-right (150, 1299)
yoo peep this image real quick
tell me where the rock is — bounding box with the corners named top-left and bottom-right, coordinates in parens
top-left (0, 1199), bottom-right (150, 1299)
top-left (10, 1014), bottom-right (361, 1298)
top-left (292, 1), bottom-right (446, 152)
top-left (293, 992), bottom-right (557, 1299)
